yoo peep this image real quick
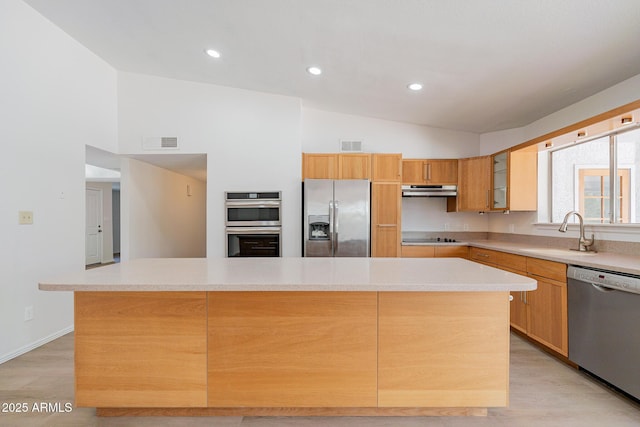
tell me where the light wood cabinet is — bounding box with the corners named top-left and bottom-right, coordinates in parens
top-left (456, 156), bottom-right (491, 211)
top-left (378, 292), bottom-right (509, 407)
top-left (491, 147), bottom-right (537, 211)
top-left (75, 292), bottom-right (208, 408)
top-left (372, 153), bottom-right (402, 182)
top-left (302, 153), bottom-right (374, 180)
top-left (469, 247), bottom-right (567, 356)
top-left (401, 245), bottom-right (435, 258)
top-left (208, 292), bottom-right (378, 407)
top-left (402, 159), bottom-right (458, 185)
top-left (434, 246), bottom-right (469, 259)
top-left (371, 182), bottom-right (401, 257)
top-left (526, 258), bottom-right (568, 356)
top-left (338, 153), bottom-right (371, 179)
top-left (302, 153), bottom-right (339, 180)
top-left (401, 245), bottom-right (469, 259)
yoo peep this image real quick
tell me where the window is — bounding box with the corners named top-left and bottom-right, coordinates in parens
top-left (550, 127), bottom-right (639, 224)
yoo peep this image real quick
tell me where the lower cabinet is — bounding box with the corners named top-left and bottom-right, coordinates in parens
top-left (207, 292), bottom-right (378, 407)
top-left (469, 247), bottom-right (568, 356)
top-left (378, 292), bottom-right (509, 407)
top-left (401, 245), bottom-right (469, 259)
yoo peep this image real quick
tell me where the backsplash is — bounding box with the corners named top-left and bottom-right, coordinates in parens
top-left (487, 233), bottom-right (640, 256)
top-left (401, 230), bottom-right (640, 256)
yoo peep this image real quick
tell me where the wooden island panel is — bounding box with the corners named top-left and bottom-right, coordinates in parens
top-left (74, 292), bottom-right (207, 407)
top-left (378, 292), bottom-right (510, 407)
top-left (207, 292), bottom-right (378, 407)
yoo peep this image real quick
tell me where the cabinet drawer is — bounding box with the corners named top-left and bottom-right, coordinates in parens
top-left (469, 247), bottom-right (526, 271)
top-left (526, 257), bottom-right (566, 283)
top-left (401, 246), bottom-right (435, 258)
top-left (434, 246), bottom-right (469, 259)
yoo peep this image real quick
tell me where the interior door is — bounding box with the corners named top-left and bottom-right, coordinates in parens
top-left (86, 187), bottom-right (103, 265)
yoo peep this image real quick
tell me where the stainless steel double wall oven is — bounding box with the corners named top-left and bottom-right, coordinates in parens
top-left (225, 191), bottom-right (282, 257)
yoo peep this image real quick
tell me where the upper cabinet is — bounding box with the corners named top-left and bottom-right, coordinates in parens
top-left (338, 153), bottom-right (371, 179)
top-left (506, 146), bottom-right (537, 211)
top-left (456, 156), bottom-right (492, 212)
top-left (490, 147), bottom-right (537, 211)
top-left (302, 153), bottom-right (339, 180)
top-left (402, 159), bottom-right (458, 185)
top-left (372, 153), bottom-right (402, 182)
top-left (302, 153), bottom-right (372, 180)
top-left (455, 147), bottom-right (537, 212)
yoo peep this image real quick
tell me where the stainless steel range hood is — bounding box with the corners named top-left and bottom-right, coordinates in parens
top-left (401, 185), bottom-right (457, 197)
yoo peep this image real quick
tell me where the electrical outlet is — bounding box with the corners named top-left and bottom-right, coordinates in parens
top-left (509, 224), bottom-right (515, 233)
top-left (24, 306), bottom-right (34, 321)
top-left (463, 223), bottom-right (469, 231)
top-left (19, 211), bottom-right (33, 225)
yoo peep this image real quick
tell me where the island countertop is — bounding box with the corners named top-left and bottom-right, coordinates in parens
top-left (39, 257), bottom-right (536, 292)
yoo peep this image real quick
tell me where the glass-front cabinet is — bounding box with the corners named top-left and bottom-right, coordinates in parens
top-left (492, 151), bottom-right (508, 210)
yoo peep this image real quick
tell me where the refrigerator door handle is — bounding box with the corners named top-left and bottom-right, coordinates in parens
top-left (329, 200), bottom-right (334, 250)
top-left (334, 201), bottom-right (339, 253)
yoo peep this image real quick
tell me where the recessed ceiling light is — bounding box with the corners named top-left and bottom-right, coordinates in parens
top-left (307, 66), bottom-right (322, 76)
top-left (205, 49), bottom-right (221, 58)
top-left (407, 83), bottom-right (423, 91)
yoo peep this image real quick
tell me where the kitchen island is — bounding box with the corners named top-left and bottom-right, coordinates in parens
top-left (39, 257), bottom-right (535, 417)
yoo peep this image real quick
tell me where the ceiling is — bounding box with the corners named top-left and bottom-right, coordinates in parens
top-left (25, 0), bottom-right (640, 134)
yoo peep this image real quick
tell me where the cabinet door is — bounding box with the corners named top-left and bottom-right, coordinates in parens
top-left (302, 153), bottom-right (338, 180)
top-left (338, 153), bottom-right (371, 179)
top-left (208, 292), bottom-right (378, 407)
top-left (426, 159), bottom-right (458, 185)
top-left (491, 151), bottom-right (508, 210)
top-left (526, 275), bottom-right (568, 356)
top-left (457, 156), bottom-right (491, 211)
top-left (401, 245), bottom-right (435, 257)
top-left (371, 183), bottom-right (401, 257)
top-left (509, 146), bottom-right (538, 211)
top-left (378, 292), bottom-right (509, 407)
top-left (434, 246), bottom-right (469, 259)
top-left (401, 160), bottom-right (426, 184)
top-left (510, 291), bottom-right (528, 334)
top-left (372, 154), bottom-right (402, 182)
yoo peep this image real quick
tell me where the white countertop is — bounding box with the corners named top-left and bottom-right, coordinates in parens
top-left (39, 257), bottom-right (536, 292)
top-left (468, 240), bottom-right (640, 276)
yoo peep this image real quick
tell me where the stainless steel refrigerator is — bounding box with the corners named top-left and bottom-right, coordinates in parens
top-left (303, 179), bottom-right (370, 257)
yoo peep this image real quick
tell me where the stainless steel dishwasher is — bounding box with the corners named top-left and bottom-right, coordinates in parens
top-left (568, 265), bottom-right (640, 400)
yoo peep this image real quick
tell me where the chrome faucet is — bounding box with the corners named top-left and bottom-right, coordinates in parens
top-left (558, 211), bottom-right (595, 252)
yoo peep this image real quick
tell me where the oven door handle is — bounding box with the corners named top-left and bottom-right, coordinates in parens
top-left (225, 201), bottom-right (281, 208)
top-left (225, 227), bottom-right (281, 234)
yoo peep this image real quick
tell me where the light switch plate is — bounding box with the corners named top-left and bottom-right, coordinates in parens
top-left (19, 211), bottom-right (33, 225)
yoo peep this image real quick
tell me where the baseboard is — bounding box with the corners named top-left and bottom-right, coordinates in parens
top-left (0, 325), bottom-right (74, 365)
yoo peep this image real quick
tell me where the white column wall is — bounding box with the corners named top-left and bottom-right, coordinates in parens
top-left (117, 72), bottom-right (302, 257)
top-left (0, 0), bottom-right (117, 362)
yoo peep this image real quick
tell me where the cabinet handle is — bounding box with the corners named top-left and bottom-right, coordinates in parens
top-left (486, 190), bottom-right (490, 209)
top-left (377, 224), bottom-right (396, 227)
top-left (509, 294), bottom-right (514, 302)
top-left (427, 163), bottom-right (431, 181)
top-left (523, 291), bottom-right (527, 304)
top-left (476, 253), bottom-right (490, 258)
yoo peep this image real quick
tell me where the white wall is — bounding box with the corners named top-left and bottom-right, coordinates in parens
top-left (117, 72), bottom-right (302, 257)
top-left (120, 158), bottom-right (206, 259)
top-left (402, 198), bottom-right (488, 232)
top-left (86, 182), bottom-right (114, 264)
top-left (302, 108), bottom-right (480, 158)
top-left (0, 0), bottom-right (117, 362)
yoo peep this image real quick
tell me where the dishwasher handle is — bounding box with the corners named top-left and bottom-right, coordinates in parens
top-left (591, 283), bottom-right (616, 293)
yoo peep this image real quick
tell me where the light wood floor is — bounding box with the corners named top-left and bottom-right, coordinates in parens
top-left (1, 332), bottom-right (639, 426)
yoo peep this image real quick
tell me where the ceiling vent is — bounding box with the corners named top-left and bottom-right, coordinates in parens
top-left (142, 136), bottom-right (179, 150)
top-left (340, 140), bottom-right (363, 152)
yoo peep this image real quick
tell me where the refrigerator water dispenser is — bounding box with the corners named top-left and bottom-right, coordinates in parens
top-left (308, 215), bottom-right (330, 240)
